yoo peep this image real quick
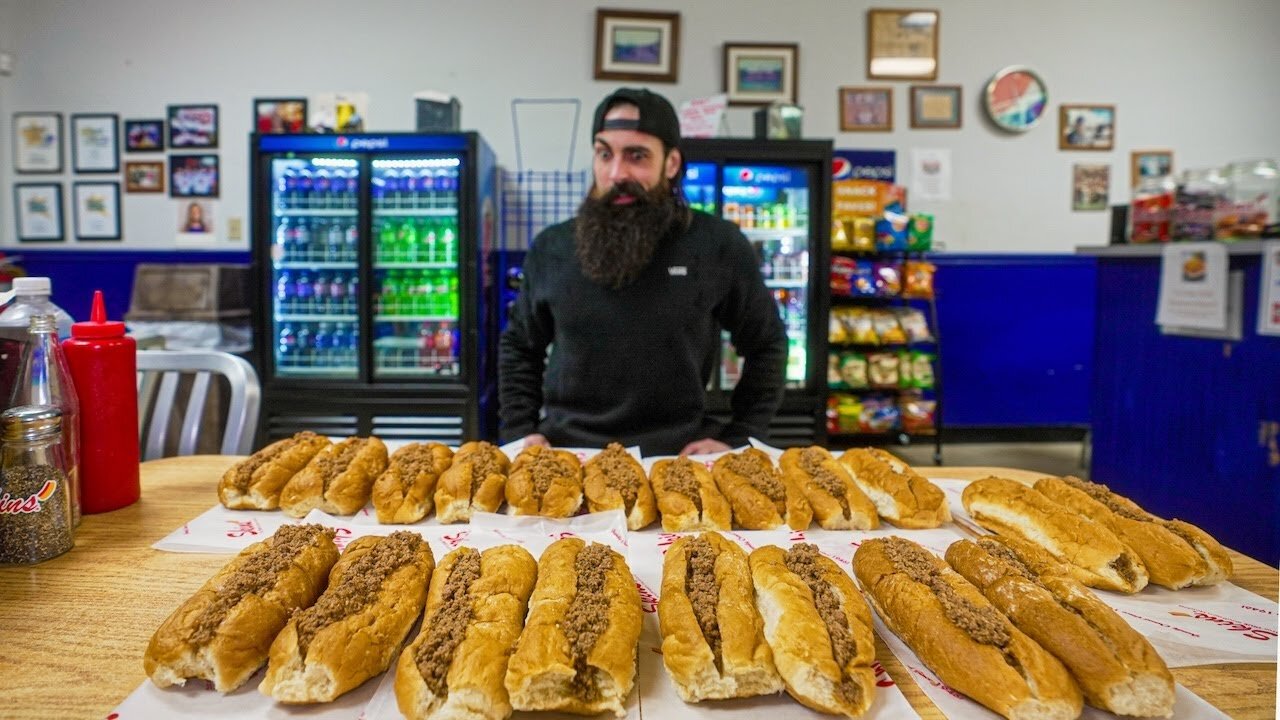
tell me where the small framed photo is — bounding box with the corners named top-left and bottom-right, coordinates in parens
top-left (167, 104), bottom-right (218, 148)
top-left (1060, 104), bottom-right (1115, 151)
top-left (72, 181), bottom-right (122, 240)
top-left (178, 199), bottom-right (214, 235)
top-left (593, 9), bottom-right (680, 83)
top-left (1072, 163), bottom-right (1110, 212)
top-left (124, 161), bottom-right (165, 193)
top-left (169, 154), bottom-right (219, 197)
top-left (1131, 149), bottom-right (1173, 186)
top-left (839, 87), bottom-right (893, 132)
top-left (123, 119), bottom-right (165, 152)
top-left (909, 84), bottom-right (961, 129)
top-left (254, 97), bottom-right (308, 134)
top-left (723, 42), bottom-right (799, 106)
top-left (70, 113), bottom-right (120, 173)
top-left (867, 8), bottom-right (940, 80)
top-left (13, 183), bottom-right (64, 241)
top-left (12, 112), bottom-right (63, 173)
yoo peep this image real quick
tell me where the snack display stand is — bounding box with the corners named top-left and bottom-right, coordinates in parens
top-left (1, 454), bottom-right (1275, 720)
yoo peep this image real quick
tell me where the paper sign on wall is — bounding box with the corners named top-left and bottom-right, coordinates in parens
top-left (1156, 242), bottom-right (1229, 331)
top-left (910, 148), bottom-right (951, 202)
top-left (678, 94), bottom-right (728, 138)
top-left (1258, 240), bottom-right (1280, 336)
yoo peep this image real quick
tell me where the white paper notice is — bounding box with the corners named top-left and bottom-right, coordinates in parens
top-left (910, 148), bottom-right (951, 202)
top-left (1258, 240), bottom-right (1280, 336)
top-left (1156, 241), bottom-right (1229, 330)
top-left (678, 94), bottom-right (729, 139)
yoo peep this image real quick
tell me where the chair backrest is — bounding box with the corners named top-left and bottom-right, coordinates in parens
top-left (136, 350), bottom-right (261, 459)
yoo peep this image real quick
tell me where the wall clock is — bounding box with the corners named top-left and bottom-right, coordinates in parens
top-left (983, 66), bottom-right (1047, 132)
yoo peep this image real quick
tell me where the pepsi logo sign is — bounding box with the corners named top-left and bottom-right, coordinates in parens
top-left (739, 168), bottom-right (754, 182)
top-left (336, 137), bottom-right (350, 147)
top-left (832, 157), bottom-right (853, 179)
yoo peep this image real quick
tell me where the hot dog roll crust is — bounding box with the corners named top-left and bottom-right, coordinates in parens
top-left (961, 476), bottom-right (1149, 593)
top-left (435, 441), bottom-right (509, 523)
top-left (583, 443), bottom-right (657, 530)
top-left (780, 447), bottom-right (879, 530)
top-left (505, 538), bottom-right (642, 717)
top-left (946, 538), bottom-right (1174, 717)
top-left (144, 524), bottom-right (339, 693)
top-left (280, 436), bottom-right (389, 518)
top-left (504, 446), bottom-right (584, 518)
top-left (650, 457), bottom-right (732, 532)
top-left (395, 545), bottom-right (538, 720)
top-left (219, 431), bottom-right (331, 510)
top-left (372, 443), bottom-right (455, 524)
top-left (260, 531), bottom-right (435, 703)
top-left (853, 536), bottom-right (1083, 720)
top-left (1035, 476), bottom-right (1229, 587)
top-left (838, 447), bottom-right (951, 528)
top-left (657, 532), bottom-right (782, 702)
top-left (712, 448), bottom-right (811, 530)
top-left (750, 544), bottom-right (876, 718)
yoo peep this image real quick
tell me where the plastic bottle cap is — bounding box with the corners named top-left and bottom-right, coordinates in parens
top-left (12, 277), bottom-right (52, 295)
top-left (70, 290), bottom-right (126, 338)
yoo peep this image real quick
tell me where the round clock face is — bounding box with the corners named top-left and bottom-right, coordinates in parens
top-left (984, 66), bottom-right (1048, 132)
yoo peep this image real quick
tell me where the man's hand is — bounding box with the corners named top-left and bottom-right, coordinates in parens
top-left (680, 438), bottom-right (731, 456)
top-left (522, 433), bottom-right (550, 448)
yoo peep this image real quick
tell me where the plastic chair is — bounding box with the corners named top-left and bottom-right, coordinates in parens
top-left (136, 350), bottom-right (261, 459)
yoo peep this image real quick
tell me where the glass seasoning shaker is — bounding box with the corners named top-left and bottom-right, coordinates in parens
top-left (0, 405), bottom-right (74, 565)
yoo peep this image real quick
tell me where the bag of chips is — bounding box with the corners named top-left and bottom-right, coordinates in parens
top-left (903, 261), bottom-right (936, 298)
top-left (893, 307), bottom-right (933, 343)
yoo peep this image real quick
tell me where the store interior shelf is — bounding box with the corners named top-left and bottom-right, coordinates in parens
top-left (274, 313), bottom-right (358, 322)
top-left (374, 261), bottom-right (458, 269)
top-left (371, 207), bottom-right (457, 217)
top-left (740, 227), bottom-right (809, 240)
top-left (276, 366), bottom-right (359, 376)
top-left (374, 314), bottom-right (457, 323)
top-left (274, 208), bottom-right (357, 217)
top-left (831, 294), bottom-right (931, 305)
top-left (276, 261), bottom-right (358, 270)
top-left (829, 340), bottom-right (937, 350)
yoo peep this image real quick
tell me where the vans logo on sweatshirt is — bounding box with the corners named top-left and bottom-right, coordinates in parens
top-left (667, 266), bottom-right (688, 276)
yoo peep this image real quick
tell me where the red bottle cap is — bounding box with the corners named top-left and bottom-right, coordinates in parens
top-left (70, 290), bottom-right (127, 338)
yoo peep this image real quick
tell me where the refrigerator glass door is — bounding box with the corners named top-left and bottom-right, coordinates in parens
top-left (720, 163), bottom-right (811, 390)
top-left (370, 156), bottom-right (462, 379)
top-left (269, 156), bottom-right (360, 379)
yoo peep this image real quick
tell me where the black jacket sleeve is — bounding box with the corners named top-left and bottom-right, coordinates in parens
top-left (714, 231), bottom-right (787, 446)
top-left (498, 243), bottom-right (552, 442)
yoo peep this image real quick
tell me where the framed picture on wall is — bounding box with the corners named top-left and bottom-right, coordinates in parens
top-left (838, 87), bottom-right (893, 131)
top-left (593, 9), bottom-right (680, 83)
top-left (71, 113), bottom-right (120, 173)
top-left (723, 42), bottom-right (799, 106)
top-left (167, 104), bottom-right (219, 148)
top-left (12, 112), bottom-right (63, 173)
top-left (13, 183), bottom-right (64, 241)
top-left (253, 97), bottom-right (308, 134)
top-left (866, 8), bottom-right (939, 80)
top-left (125, 161), bottom-right (165, 193)
top-left (169, 154), bottom-right (219, 197)
top-left (124, 118), bottom-right (165, 152)
top-left (909, 84), bottom-right (961, 128)
top-left (72, 181), bottom-right (122, 240)
top-left (1072, 163), bottom-right (1110, 211)
top-left (1060, 104), bottom-right (1115, 151)
top-left (1131, 149), bottom-right (1173, 186)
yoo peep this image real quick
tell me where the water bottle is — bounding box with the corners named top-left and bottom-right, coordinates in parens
top-left (0, 277), bottom-right (75, 418)
top-left (11, 314), bottom-right (80, 525)
top-left (61, 291), bottom-right (139, 514)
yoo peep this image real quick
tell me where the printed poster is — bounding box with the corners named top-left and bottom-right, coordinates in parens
top-left (1155, 242), bottom-right (1228, 330)
top-left (909, 148), bottom-right (951, 202)
top-left (1258, 240), bottom-right (1280, 336)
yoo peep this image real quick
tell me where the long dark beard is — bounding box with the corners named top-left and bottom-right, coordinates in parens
top-left (574, 179), bottom-right (686, 290)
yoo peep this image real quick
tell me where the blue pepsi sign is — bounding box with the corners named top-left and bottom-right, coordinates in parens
top-left (723, 164), bottom-right (806, 189)
top-left (258, 133), bottom-right (469, 153)
top-left (832, 149), bottom-right (896, 182)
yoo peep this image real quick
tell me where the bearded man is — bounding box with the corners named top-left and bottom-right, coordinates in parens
top-left (498, 88), bottom-right (786, 456)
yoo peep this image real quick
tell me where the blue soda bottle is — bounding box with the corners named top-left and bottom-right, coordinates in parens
top-left (383, 169), bottom-right (401, 209)
top-left (403, 170), bottom-right (420, 209)
top-left (295, 270), bottom-right (313, 313)
top-left (371, 175), bottom-right (386, 209)
top-left (312, 273), bottom-right (330, 314)
top-left (296, 168), bottom-right (314, 209)
top-left (312, 323), bottom-right (331, 366)
top-left (296, 219), bottom-right (313, 262)
top-left (314, 169), bottom-right (332, 209)
top-left (331, 323), bottom-right (351, 367)
top-left (329, 270), bottom-right (347, 313)
top-left (345, 273), bottom-right (358, 313)
top-left (295, 323), bottom-right (312, 366)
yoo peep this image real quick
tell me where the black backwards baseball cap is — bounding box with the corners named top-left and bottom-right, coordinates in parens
top-left (592, 88), bottom-right (681, 150)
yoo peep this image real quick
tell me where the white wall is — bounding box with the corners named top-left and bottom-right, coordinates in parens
top-left (1, 0), bottom-right (1277, 253)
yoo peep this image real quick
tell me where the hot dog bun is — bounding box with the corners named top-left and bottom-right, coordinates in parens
top-left (434, 441), bottom-right (509, 523)
top-left (372, 443), bottom-right (455, 524)
top-left (504, 446), bottom-right (584, 518)
top-left (505, 538), bottom-right (641, 717)
top-left (657, 532), bottom-right (782, 702)
top-left (395, 544), bottom-right (538, 720)
top-left (961, 476), bottom-right (1149, 593)
top-left (751, 543), bottom-right (877, 718)
top-left (838, 447), bottom-right (950, 528)
top-left (260, 531), bottom-right (435, 702)
top-left (779, 446), bottom-right (878, 530)
top-left (853, 536), bottom-right (1083, 720)
top-left (144, 524), bottom-right (339, 693)
top-left (650, 457), bottom-right (732, 532)
top-left (946, 537), bottom-right (1174, 717)
top-left (712, 448), bottom-right (811, 530)
top-left (583, 443), bottom-right (657, 530)
top-left (219, 431), bottom-right (331, 510)
top-left (280, 436), bottom-right (389, 518)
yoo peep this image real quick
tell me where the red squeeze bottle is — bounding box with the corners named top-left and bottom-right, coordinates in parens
top-left (61, 290), bottom-right (140, 513)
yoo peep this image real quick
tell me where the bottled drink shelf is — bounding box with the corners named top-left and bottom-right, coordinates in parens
top-left (274, 313), bottom-right (358, 323)
top-left (371, 207), bottom-right (458, 217)
top-left (373, 261), bottom-right (458, 269)
top-left (373, 314), bottom-right (458, 323)
top-left (740, 227), bottom-right (810, 240)
top-left (276, 261), bottom-right (358, 270)
top-left (273, 208), bottom-right (358, 217)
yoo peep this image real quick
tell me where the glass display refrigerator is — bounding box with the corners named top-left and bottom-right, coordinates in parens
top-left (681, 139), bottom-right (833, 446)
top-left (250, 132), bottom-right (498, 444)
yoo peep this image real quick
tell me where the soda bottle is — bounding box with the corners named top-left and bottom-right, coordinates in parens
top-left (378, 219), bottom-right (396, 262)
top-left (276, 168), bottom-right (295, 211)
top-left (296, 218), bottom-right (313, 262)
top-left (397, 218), bottom-right (416, 262)
top-left (329, 270), bottom-right (347, 314)
top-left (275, 270), bottom-right (293, 313)
top-left (383, 169), bottom-right (401, 209)
top-left (434, 322), bottom-right (454, 367)
top-left (403, 170), bottom-right (420, 209)
top-left (371, 175), bottom-right (387, 210)
top-left (435, 270), bottom-right (451, 316)
top-left (418, 322), bottom-right (435, 367)
top-left (448, 271), bottom-right (459, 317)
top-left (295, 270), bottom-right (314, 313)
top-left (345, 273), bottom-right (358, 313)
top-left (296, 168), bottom-right (314, 209)
top-left (342, 169), bottom-right (359, 209)
top-left (420, 220), bottom-right (438, 263)
top-left (343, 222), bottom-right (359, 262)
top-left (294, 323), bottom-right (313, 366)
top-left (331, 323), bottom-right (351, 367)
top-left (421, 169), bottom-right (437, 208)
top-left (313, 168), bottom-right (332, 209)
top-left (275, 217), bottom-right (291, 260)
top-left (440, 220), bottom-right (457, 264)
top-left (381, 272), bottom-right (401, 315)
top-left (311, 273), bottom-right (329, 314)
top-left (277, 323), bottom-right (295, 366)
top-left (325, 220), bottom-right (344, 261)
top-left (312, 323), bottom-right (331, 367)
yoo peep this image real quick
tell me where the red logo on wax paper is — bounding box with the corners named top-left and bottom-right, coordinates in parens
top-left (332, 527), bottom-right (354, 551)
top-left (788, 530), bottom-right (808, 543)
top-left (611, 528), bottom-right (628, 547)
top-left (0, 480), bottom-right (57, 514)
top-left (728, 531), bottom-right (756, 550)
top-left (636, 580), bottom-right (659, 613)
top-left (225, 519), bottom-right (261, 538)
top-left (872, 661), bottom-right (895, 688)
top-left (549, 531), bottom-right (579, 541)
top-left (442, 530), bottom-right (471, 548)
top-left (1170, 607), bottom-right (1279, 641)
top-left (656, 533), bottom-right (680, 554)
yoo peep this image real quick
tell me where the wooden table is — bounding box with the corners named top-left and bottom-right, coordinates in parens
top-left (0, 456), bottom-right (1275, 720)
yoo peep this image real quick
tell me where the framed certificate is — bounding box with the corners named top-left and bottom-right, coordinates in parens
top-left (13, 183), bottom-right (64, 241)
top-left (866, 8), bottom-right (939, 80)
top-left (72, 181), bottom-right (122, 240)
top-left (71, 113), bottom-right (120, 173)
top-left (12, 112), bottom-right (63, 173)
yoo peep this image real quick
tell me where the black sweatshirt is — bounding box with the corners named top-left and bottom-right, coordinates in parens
top-left (498, 211), bottom-right (787, 455)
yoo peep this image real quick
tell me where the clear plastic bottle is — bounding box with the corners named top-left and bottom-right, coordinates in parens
top-left (1223, 159), bottom-right (1280, 238)
top-left (11, 314), bottom-right (80, 525)
top-left (0, 277), bottom-right (75, 407)
top-left (0, 405), bottom-right (73, 564)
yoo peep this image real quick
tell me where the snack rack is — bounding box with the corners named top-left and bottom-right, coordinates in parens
top-left (826, 247), bottom-right (944, 464)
